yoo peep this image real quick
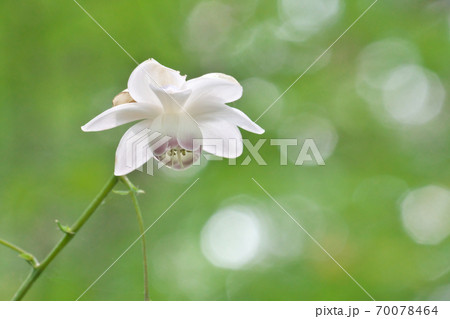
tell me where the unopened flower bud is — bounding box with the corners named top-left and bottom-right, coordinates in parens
top-left (113, 90), bottom-right (136, 106)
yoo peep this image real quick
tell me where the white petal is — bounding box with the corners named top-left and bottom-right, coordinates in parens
top-left (81, 103), bottom-right (162, 132)
top-left (152, 87), bottom-right (191, 113)
top-left (185, 73), bottom-right (243, 107)
top-left (114, 120), bottom-right (154, 176)
top-left (148, 116), bottom-right (167, 155)
top-left (177, 113), bottom-right (202, 150)
top-left (197, 105), bottom-right (264, 134)
top-left (128, 59), bottom-right (186, 104)
top-left (188, 99), bottom-right (264, 134)
top-left (199, 120), bottom-right (243, 158)
top-left (226, 107), bottom-right (264, 134)
top-left (150, 114), bottom-right (178, 150)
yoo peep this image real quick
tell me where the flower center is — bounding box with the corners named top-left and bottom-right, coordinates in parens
top-left (156, 147), bottom-right (195, 170)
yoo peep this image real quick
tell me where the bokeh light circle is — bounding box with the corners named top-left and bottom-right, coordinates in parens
top-left (401, 185), bottom-right (450, 245)
top-left (201, 206), bottom-right (262, 269)
top-left (277, 0), bottom-right (342, 41)
top-left (382, 64), bottom-right (445, 125)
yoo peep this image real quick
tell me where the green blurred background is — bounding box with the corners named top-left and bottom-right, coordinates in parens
top-left (0, 0), bottom-right (449, 300)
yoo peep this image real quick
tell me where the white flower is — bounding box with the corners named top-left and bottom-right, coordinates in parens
top-left (82, 59), bottom-right (264, 176)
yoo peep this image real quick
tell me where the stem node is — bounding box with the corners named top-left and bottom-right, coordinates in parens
top-left (55, 220), bottom-right (75, 235)
top-left (0, 239), bottom-right (40, 268)
top-left (10, 175), bottom-right (118, 300)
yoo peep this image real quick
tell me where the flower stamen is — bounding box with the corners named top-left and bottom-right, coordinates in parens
top-left (155, 146), bottom-right (197, 170)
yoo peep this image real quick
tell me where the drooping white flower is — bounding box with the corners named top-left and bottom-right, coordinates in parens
top-left (82, 59), bottom-right (264, 176)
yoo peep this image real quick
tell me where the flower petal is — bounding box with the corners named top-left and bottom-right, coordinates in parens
top-left (198, 106), bottom-right (264, 135)
top-left (226, 107), bottom-right (264, 134)
top-left (177, 113), bottom-right (202, 150)
top-left (81, 103), bottom-right (162, 132)
top-left (152, 87), bottom-right (191, 113)
top-left (114, 120), bottom-right (154, 176)
top-left (199, 120), bottom-right (243, 158)
top-left (185, 73), bottom-right (243, 107)
top-left (188, 99), bottom-right (264, 134)
top-left (128, 59), bottom-right (186, 104)
top-left (150, 114), bottom-right (178, 150)
top-left (147, 116), bottom-right (167, 155)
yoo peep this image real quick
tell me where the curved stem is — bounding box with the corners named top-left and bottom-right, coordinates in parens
top-left (11, 175), bottom-right (118, 301)
top-left (0, 239), bottom-right (39, 268)
top-left (120, 176), bottom-right (150, 301)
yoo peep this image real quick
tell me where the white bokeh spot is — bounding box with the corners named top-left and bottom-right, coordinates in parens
top-left (401, 185), bottom-right (450, 245)
top-left (382, 64), bottom-right (445, 125)
top-left (201, 206), bottom-right (262, 269)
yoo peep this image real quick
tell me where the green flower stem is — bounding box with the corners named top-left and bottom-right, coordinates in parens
top-left (119, 176), bottom-right (150, 301)
top-left (11, 175), bottom-right (119, 301)
top-left (0, 239), bottom-right (39, 268)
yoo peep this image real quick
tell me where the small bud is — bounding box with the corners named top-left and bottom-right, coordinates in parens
top-left (55, 220), bottom-right (75, 235)
top-left (113, 90), bottom-right (136, 106)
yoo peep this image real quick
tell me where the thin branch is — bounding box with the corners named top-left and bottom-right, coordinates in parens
top-left (119, 176), bottom-right (150, 301)
top-left (11, 175), bottom-right (119, 301)
top-left (0, 239), bottom-right (39, 268)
